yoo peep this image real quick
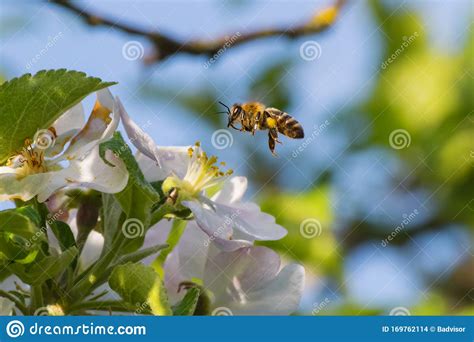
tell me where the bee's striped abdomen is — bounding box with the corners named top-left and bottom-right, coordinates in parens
top-left (266, 108), bottom-right (304, 139)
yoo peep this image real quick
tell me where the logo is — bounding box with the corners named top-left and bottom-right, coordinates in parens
top-left (211, 129), bottom-right (233, 150)
top-left (6, 320), bottom-right (25, 338)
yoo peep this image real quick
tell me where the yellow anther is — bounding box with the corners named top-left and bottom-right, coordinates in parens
top-left (187, 147), bottom-right (194, 157)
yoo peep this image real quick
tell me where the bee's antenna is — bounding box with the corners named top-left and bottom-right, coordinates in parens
top-left (218, 101), bottom-right (231, 113)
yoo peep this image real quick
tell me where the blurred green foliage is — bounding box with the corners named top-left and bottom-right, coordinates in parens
top-left (145, 1), bottom-right (473, 315)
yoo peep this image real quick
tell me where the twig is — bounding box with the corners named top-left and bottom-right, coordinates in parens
top-left (50, 0), bottom-right (345, 63)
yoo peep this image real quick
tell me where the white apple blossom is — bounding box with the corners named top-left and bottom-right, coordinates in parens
top-left (0, 89), bottom-right (128, 203)
top-left (117, 98), bottom-right (287, 251)
top-left (144, 221), bottom-right (305, 315)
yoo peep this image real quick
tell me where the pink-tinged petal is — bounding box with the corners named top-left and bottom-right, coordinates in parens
top-left (205, 246), bottom-right (305, 315)
top-left (161, 223), bottom-right (210, 303)
top-left (204, 246), bottom-right (281, 303)
top-left (212, 177), bottom-right (248, 204)
top-left (183, 200), bottom-right (253, 252)
top-left (213, 201), bottom-right (287, 242)
top-left (225, 263), bottom-right (305, 315)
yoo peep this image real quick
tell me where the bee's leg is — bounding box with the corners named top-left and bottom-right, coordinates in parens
top-left (228, 123), bottom-right (240, 131)
top-left (268, 129), bottom-right (278, 155)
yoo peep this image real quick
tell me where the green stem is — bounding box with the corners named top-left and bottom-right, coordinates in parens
top-left (68, 204), bottom-right (175, 306)
top-left (0, 290), bottom-right (28, 315)
top-left (68, 233), bottom-right (125, 303)
top-left (30, 285), bottom-right (44, 314)
top-left (154, 219), bottom-right (187, 278)
top-left (150, 203), bottom-right (174, 226)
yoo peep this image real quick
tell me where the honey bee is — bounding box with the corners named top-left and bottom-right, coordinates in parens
top-left (219, 101), bottom-right (304, 155)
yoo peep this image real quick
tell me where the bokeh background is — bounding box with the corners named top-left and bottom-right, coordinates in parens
top-left (1, 0), bottom-right (473, 315)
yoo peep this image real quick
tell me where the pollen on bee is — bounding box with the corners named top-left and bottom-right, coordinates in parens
top-left (266, 117), bottom-right (277, 128)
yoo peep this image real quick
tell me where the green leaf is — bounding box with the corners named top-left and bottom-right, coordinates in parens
top-left (49, 221), bottom-right (76, 252)
top-left (101, 193), bottom-right (124, 253)
top-left (8, 247), bottom-right (78, 285)
top-left (0, 206), bottom-right (43, 263)
top-left (0, 206), bottom-right (42, 239)
top-left (109, 262), bottom-right (172, 316)
top-left (0, 69), bottom-right (116, 163)
top-left (172, 287), bottom-right (201, 316)
top-left (115, 243), bottom-right (169, 265)
top-left (100, 132), bottom-right (160, 251)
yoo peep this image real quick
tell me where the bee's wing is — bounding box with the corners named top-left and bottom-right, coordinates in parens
top-left (265, 108), bottom-right (304, 139)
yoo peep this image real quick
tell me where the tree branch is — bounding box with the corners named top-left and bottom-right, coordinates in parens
top-left (50, 0), bottom-right (346, 63)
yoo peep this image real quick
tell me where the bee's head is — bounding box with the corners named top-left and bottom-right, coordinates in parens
top-left (229, 104), bottom-right (243, 123)
top-left (218, 101), bottom-right (242, 127)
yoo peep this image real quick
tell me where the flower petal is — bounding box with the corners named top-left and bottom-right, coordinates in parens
top-left (212, 177), bottom-right (248, 204)
top-left (52, 102), bottom-right (85, 136)
top-left (213, 201), bottom-right (287, 242)
top-left (46, 102), bottom-right (86, 157)
top-left (205, 247), bottom-right (305, 315)
top-left (116, 97), bottom-right (161, 164)
top-left (0, 171), bottom-right (54, 202)
top-left (36, 146), bottom-right (128, 202)
top-left (204, 246), bottom-right (281, 302)
top-left (159, 223), bottom-right (211, 303)
top-left (183, 200), bottom-right (253, 252)
top-left (60, 88), bottom-right (119, 161)
top-left (136, 146), bottom-right (191, 182)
